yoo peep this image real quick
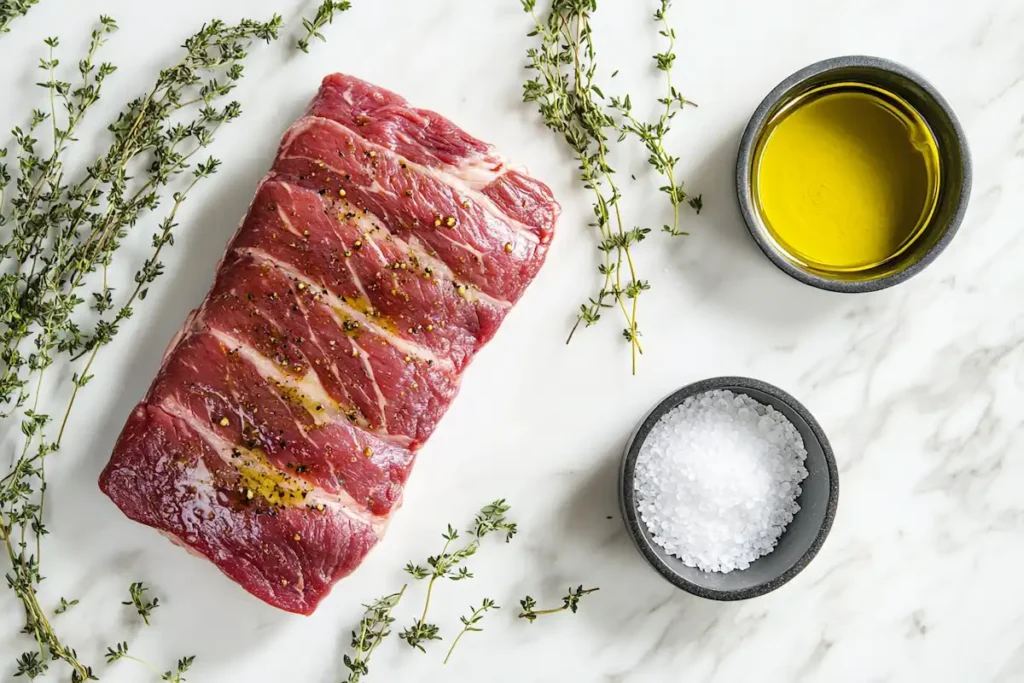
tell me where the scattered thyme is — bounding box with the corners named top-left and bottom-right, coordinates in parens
top-left (343, 586), bottom-right (407, 683)
top-left (400, 500), bottom-right (517, 652)
top-left (297, 0), bottom-right (352, 53)
top-left (443, 598), bottom-right (499, 665)
top-left (518, 586), bottom-right (599, 623)
top-left (123, 581), bottom-right (160, 625)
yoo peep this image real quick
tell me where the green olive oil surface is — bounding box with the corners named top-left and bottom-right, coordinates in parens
top-left (752, 83), bottom-right (942, 274)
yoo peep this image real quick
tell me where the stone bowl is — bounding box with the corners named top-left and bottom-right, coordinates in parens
top-left (735, 55), bottom-right (972, 292)
top-left (619, 376), bottom-right (839, 600)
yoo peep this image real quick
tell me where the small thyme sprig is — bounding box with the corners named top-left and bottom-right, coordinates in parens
top-left (400, 500), bottom-right (517, 652)
top-left (54, 597), bottom-right (79, 614)
top-left (106, 642), bottom-right (195, 683)
top-left (443, 598), bottom-right (498, 665)
top-left (123, 581), bottom-right (160, 625)
top-left (343, 586), bottom-right (407, 683)
top-left (518, 586), bottom-right (599, 623)
top-left (14, 651), bottom-right (47, 678)
top-left (0, 0), bottom-right (40, 34)
top-left (399, 525), bottom-right (469, 651)
top-left (611, 0), bottom-right (701, 237)
top-left (297, 0), bottom-right (352, 53)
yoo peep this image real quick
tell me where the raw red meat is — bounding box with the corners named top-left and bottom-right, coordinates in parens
top-left (99, 74), bottom-right (559, 615)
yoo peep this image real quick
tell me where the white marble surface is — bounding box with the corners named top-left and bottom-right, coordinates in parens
top-left (1, 0), bottom-right (1023, 681)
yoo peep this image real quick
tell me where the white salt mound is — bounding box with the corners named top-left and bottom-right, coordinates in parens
top-left (633, 389), bottom-right (809, 573)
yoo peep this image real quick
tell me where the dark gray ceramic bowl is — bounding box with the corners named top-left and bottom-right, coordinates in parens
top-left (619, 377), bottom-right (839, 600)
top-left (736, 55), bottom-right (972, 293)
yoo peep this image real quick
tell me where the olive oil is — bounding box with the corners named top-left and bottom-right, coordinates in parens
top-left (751, 83), bottom-right (941, 274)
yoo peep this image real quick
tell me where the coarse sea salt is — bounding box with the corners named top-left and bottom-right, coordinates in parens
top-left (633, 389), bottom-right (808, 573)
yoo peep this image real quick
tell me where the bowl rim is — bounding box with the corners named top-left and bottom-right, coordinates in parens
top-left (735, 54), bottom-right (973, 293)
top-left (619, 376), bottom-right (839, 601)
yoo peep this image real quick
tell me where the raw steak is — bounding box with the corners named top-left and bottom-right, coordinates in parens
top-left (99, 74), bottom-right (559, 615)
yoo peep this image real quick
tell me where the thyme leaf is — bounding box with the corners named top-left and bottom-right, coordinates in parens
top-left (54, 596), bottom-right (79, 614)
top-left (105, 642), bottom-right (131, 664)
top-left (162, 656), bottom-right (196, 683)
top-left (14, 650), bottom-right (47, 678)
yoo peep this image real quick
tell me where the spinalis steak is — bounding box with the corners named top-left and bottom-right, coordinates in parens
top-left (99, 74), bottom-right (559, 615)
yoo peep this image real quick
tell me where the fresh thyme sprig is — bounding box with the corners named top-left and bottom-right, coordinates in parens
top-left (297, 0), bottom-right (352, 53)
top-left (163, 656), bottom-right (196, 683)
top-left (521, 0), bottom-right (697, 374)
top-left (0, 17), bottom-right (118, 417)
top-left (54, 596), bottom-right (79, 614)
top-left (518, 586), bottom-right (599, 622)
top-left (123, 581), bottom-right (160, 625)
top-left (400, 500), bottom-right (517, 652)
top-left (611, 0), bottom-right (701, 237)
top-left (443, 598), bottom-right (498, 665)
top-left (343, 586), bottom-right (407, 683)
top-left (522, 0), bottom-right (647, 373)
top-left (106, 642), bottom-right (195, 683)
top-left (0, 0), bottom-right (40, 34)
top-left (1, 23), bottom-right (118, 681)
top-left (0, 15), bottom-right (281, 681)
top-left (55, 154), bottom-right (225, 444)
top-left (0, 15), bottom-right (281, 419)
top-left (472, 499), bottom-right (519, 542)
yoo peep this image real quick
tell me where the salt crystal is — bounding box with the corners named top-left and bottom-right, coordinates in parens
top-left (633, 389), bottom-right (809, 573)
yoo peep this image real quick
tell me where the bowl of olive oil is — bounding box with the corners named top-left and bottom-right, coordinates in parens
top-left (736, 56), bottom-right (971, 292)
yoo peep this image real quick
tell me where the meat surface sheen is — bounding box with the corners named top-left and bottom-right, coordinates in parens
top-left (99, 74), bottom-right (559, 615)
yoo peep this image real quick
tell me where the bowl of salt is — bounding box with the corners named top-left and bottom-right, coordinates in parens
top-left (619, 376), bottom-right (839, 600)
